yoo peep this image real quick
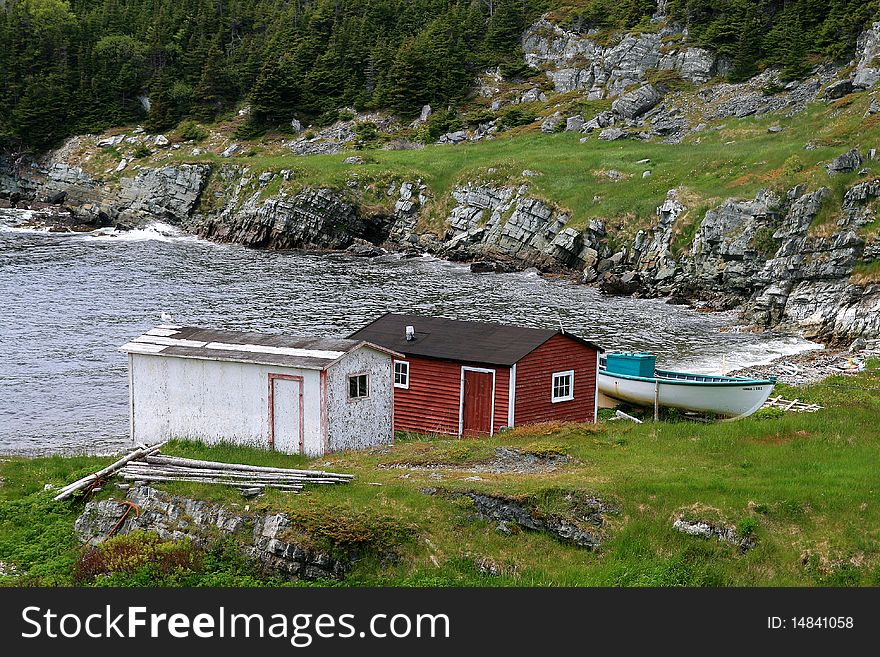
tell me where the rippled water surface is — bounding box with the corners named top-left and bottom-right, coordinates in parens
top-left (1, 212), bottom-right (820, 455)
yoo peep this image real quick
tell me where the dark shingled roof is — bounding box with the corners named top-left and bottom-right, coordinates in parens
top-left (349, 313), bottom-right (603, 366)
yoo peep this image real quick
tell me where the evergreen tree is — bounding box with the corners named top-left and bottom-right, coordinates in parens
top-left (249, 53), bottom-right (300, 126)
top-left (193, 44), bottom-right (226, 120)
top-left (144, 69), bottom-right (177, 132)
top-left (3, 0), bottom-right (880, 151)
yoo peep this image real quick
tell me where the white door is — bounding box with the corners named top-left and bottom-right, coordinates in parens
top-left (271, 376), bottom-right (302, 453)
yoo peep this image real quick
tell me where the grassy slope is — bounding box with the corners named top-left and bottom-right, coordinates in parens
top-left (157, 91), bottom-right (880, 238)
top-left (2, 363), bottom-right (879, 587)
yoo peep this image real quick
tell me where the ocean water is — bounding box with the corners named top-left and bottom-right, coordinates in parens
top-left (0, 211), bottom-right (820, 454)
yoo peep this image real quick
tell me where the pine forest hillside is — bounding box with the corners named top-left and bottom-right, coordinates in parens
top-left (2, 0), bottom-right (880, 151)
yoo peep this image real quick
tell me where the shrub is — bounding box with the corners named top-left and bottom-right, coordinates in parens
top-left (737, 517), bottom-right (758, 538)
top-left (74, 532), bottom-right (199, 583)
top-left (497, 107), bottom-right (537, 131)
top-left (417, 109), bottom-right (463, 144)
top-left (783, 154), bottom-right (805, 174)
top-left (463, 109), bottom-right (495, 125)
top-left (233, 121), bottom-right (266, 140)
top-left (132, 143), bottom-right (152, 159)
top-left (176, 120), bottom-right (208, 143)
top-left (750, 225), bottom-right (781, 257)
top-left (353, 121), bottom-right (379, 148)
top-left (751, 406), bottom-right (785, 420)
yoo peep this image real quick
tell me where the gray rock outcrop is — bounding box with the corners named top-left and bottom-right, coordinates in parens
top-left (75, 486), bottom-right (359, 580)
top-left (827, 149), bottom-right (863, 175)
top-left (438, 183), bottom-right (605, 271)
top-left (191, 167), bottom-right (388, 250)
top-left (522, 18), bottom-right (715, 97)
top-left (854, 22), bottom-right (880, 89)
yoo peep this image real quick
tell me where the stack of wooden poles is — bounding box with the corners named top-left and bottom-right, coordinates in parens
top-left (119, 455), bottom-right (353, 491)
top-left (53, 442), bottom-right (352, 501)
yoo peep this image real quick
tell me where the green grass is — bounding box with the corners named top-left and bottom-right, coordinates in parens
top-left (851, 259), bottom-right (880, 283)
top-left (166, 90), bottom-right (880, 236)
top-left (3, 362), bottom-right (880, 587)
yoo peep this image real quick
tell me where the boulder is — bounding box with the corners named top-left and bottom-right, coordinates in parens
top-left (221, 143), bottom-right (240, 158)
top-left (849, 337), bottom-right (867, 352)
top-left (154, 134), bottom-right (170, 148)
top-left (611, 84), bottom-right (662, 120)
top-left (823, 79), bottom-right (854, 99)
top-left (290, 118), bottom-right (302, 133)
top-left (827, 149), bottom-right (863, 175)
top-left (343, 156), bottom-right (365, 164)
top-left (541, 112), bottom-right (565, 133)
top-left (470, 261), bottom-right (515, 274)
top-left (519, 87), bottom-right (547, 104)
top-left (565, 115), bottom-right (584, 132)
top-left (419, 104), bottom-right (432, 122)
top-left (583, 111), bottom-right (614, 133)
top-left (599, 127), bottom-right (626, 141)
top-left (437, 130), bottom-right (467, 145)
top-left (346, 239), bottom-right (385, 257)
top-left (97, 135), bottom-right (124, 148)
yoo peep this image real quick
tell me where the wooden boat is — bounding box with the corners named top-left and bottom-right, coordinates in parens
top-left (598, 353), bottom-right (776, 420)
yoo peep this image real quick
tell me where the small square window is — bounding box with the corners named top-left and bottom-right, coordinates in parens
top-left (552, 370), bottom-right (574, 402)
top-left (349, 373), bottom-right (369, 399)
top-left (394, 360), bottom-right (410, 388)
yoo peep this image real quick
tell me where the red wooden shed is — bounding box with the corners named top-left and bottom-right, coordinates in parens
top-left (349, 314), bottom-right (603, 437)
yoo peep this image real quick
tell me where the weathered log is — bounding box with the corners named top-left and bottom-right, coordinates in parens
top-left (118, 473), bottom-right (302, 490)
top-left (54, 442), bottom-right (166, 501)
top-left (144, 455), bottom-right (352, 479)
top-left (122, 463), bottom-right (348, 483)
top-left (120, 468), bottom-right (334, 486)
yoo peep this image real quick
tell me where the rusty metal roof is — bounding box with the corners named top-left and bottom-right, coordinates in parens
top-left (349, 313), bottom-right (603, 366)
top-left (119, 325), bottom-right (399, 370)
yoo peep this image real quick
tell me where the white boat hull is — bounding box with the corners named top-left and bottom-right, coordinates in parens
top-left (598, 371), bottom-right (774, 419)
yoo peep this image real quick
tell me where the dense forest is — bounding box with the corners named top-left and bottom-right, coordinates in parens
top-left (1, 0), bottom-right (879, 152)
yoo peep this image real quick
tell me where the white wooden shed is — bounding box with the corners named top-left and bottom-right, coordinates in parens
top-left (119, 325), bottom-right (400, 456)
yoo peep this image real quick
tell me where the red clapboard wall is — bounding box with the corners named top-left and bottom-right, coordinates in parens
top-left (394, 355), bottom-right (510, 436)
top-left (514, 334), bottom-right (598, 425)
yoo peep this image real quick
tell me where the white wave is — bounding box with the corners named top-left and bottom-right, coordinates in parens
top-left (80, 221), bottom-right (202, 243)
top-left (672, 335), bottom-right (824, 375)
top-left (1, 214), bottom-right (212, 245)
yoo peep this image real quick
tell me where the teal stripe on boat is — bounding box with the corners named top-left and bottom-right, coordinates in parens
top-left (599, 368), bottom-right (775, 387)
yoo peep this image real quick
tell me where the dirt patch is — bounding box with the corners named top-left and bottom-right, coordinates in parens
top-left (381, 446), bottom-right (572, 474)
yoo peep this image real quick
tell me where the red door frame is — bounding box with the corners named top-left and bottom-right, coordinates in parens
top-left (458, 366), bottom-right (496, 437)
top-left (268, 373), bottom-right (304, 452)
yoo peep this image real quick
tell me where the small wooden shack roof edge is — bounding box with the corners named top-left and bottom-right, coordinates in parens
top-left (119, 325), bottom-right (402, 370)
top-left (349, 313), bottom-right (604, 366)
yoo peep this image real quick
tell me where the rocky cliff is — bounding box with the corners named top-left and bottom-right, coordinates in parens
top-left (3, 17), bottom-right (880, 345)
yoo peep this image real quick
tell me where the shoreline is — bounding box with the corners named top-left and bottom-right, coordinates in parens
top-left (729, 340), bottom-right (879, 386)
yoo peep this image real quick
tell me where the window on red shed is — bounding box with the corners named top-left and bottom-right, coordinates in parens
top-left (551, 370), bottom-right (574, 402)
top-left (394, 360), bottom-right (409, 388)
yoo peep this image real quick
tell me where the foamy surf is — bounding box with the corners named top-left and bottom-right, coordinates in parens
top-left (671, 334), bottom-right (824, 375)
top-left (80, 222), bottom-right (203, 243)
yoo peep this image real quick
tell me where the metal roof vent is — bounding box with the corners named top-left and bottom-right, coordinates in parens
top-left (405, 325), bottom-right (415, 341)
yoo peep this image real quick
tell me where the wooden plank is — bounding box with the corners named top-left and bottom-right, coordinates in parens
top-left (54, 442), bottom-right (166, 501)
